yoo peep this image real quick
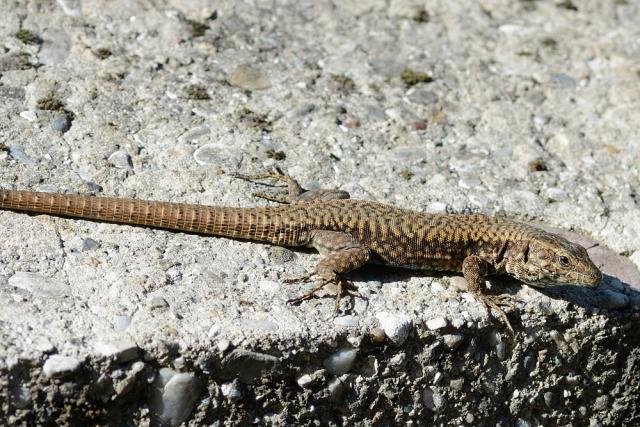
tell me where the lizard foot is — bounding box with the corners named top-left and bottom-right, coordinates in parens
top-left (230, 170), bottom-right (286, 182)
top-left (286, 279), bottom-right (331, 305)
top-left (283, 271), bottom-right (317, 284)
top-left (286, 278), bottom-right (359, 313)
top-left (474, 292), bottom-right (515, 336)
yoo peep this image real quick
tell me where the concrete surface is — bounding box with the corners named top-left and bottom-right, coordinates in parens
top-left (1, 0), bottom-right (639, 425)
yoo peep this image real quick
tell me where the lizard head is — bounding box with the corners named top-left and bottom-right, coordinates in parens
top-left (509, 233), bottom-right (602, 288)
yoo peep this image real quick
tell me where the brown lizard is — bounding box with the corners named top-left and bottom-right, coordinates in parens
top-left (0, 172), bottom-right (602, 333)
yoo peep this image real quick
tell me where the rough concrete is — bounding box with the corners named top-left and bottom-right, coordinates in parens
top-left (1, 0), bottom-right (639, 425)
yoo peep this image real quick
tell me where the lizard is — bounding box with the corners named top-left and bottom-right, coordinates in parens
top-left (0, 172), bottom-right (602, 333)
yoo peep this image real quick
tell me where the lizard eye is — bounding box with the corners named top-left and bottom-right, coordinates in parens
top-left (558, 255), bottom-right (570, 267)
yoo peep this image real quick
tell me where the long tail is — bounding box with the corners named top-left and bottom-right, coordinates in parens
top-left (0, 190), bottom-right (307, 245)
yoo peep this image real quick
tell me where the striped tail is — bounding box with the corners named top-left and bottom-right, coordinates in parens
top-left (0, 190), bottom-right (306, 245)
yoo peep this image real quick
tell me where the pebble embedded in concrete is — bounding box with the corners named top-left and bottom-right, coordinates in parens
top-left (152, 368), bottom-right (200, 426)
top-left (8, 272), bottom-right (70, 298)
top-left (229, 65), bottom-right (271, 91)
top-left (376, 312), bottom-right (412, 345)
top-left (221, 380), bottom-right (243, 402)
top-left (425, 317), bottom-right (448, 331)
top-left (297, 374), bottom-right (314, 388)
top-left (422, 387), bottom-right (445, 412)
top-left (442, 334), bottom-right (464, 350)
top-left (323, 348), bottom-right (357, 375)
top-left (333, 315), bottom-right (359, 328)
top-left (108, 150), bottom-right (133, 170)
top-left (94, 340), bottom-right (140, 363)
top-left (193, 143), bottom-right (243, 168)
top-left (43, 355), bottom-right (82, 378)
top-left (51, 113), bottom-right (72, 133)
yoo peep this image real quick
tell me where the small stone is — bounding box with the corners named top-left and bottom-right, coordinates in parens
top-left (297, 374), bottom-right (314, 388)
top-left (449, 378), bottom-right (464, 391)
top-left (229, 66), bottom-right (271, 91)
top-left (323, 348), bottom-right (357, 375)
top-left (544, 391), bottom-right (556, 407)
top-left (20, 110), bottom-right (37, 122)
top-left (546, 187), bottom-right (568, 201)
top-left (268, 246), bottom-right (295, 264)
top-left (108, 150), bottom-right (133, 170)
top-left (594, 395), bottom-right (609, 411)
top-left (43, 355), bottom-right (81, 378)
top-left (112, 315), bottom-right (131, 332)
top-left (327, 377), bottom-right (344, 402)
top-left (258, 280), bottom-right (280, 293)
top-left (422, 387), bottom-right (445, 412)
top-left (433, 372), bottom-right (443, 385)
top-left (51, 113), bottom-right (72, 133)
top-left (376, 312), bottom-right (412, 345)
top-left (238, 318), bottom-right (278, 332)
top-left (149, 296), bottom-right (169, 309)
top-left (425, 317), bottom-right (448, 330)
top-left (370, 327), bottom-right (386, 343)
top-left (8, 145), bottom-right (34, 164)
top-left (221, 380), bottom-right (242, 402)
top-left (443, 334), bottom-right (464, 350)
top-left (389, 352), bottom-right (407, 371)
top-left (8, 272), bottom-right (70, 298)
top-left (11, 385), bottom-right (30, 409)
top-left (217, 339), bottom-right (230, 352)
top-left (495, 342), bottom-right (507, 360)
top-left (208, 324), bottom-right (220, 338)
top-left (193, 143), bottom-right (243, 168)
top-left (94, 340), bottom-right (139, 363)
top-left (333, 315), bottom-right (359, 328)
top-left (155, 370), bottom-right (200, 425)
top-left (81, 238), bottom-right (100, 252)
top-left (426, 202), bottom-right (447, 213)
top-left (451, 318), bottom-right (465, 329)
top-left (113, 361), bottom-right (145, 397)
top-left (221, 349), bottom-right (280, 384)
top-left (56, 0), bottom-right (82, 16)
top-left (430, 281), bottom-right (446, 293)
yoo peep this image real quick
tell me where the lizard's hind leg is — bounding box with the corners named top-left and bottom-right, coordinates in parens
top-left (286, 230), bottom-right (370, 310)
top-left (231, 171), bottom-right (350, 204)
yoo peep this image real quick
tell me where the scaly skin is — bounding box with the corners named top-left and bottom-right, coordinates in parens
top-left (0, 174), bottom-right (602, 332)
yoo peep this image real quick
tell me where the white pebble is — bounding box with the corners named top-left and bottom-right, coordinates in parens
top-left (425, 317), bottom-right (448, 330)
top-left (297, 374), bottom-right (314, 388)
top-left (376, 312), bottom-right (412, 345)
top-left (43, 355), bottom-right (81, 378)
top-left (323, 348), bottom-right (357, 375)
top-left (158, 372), bottom-right (200, 424)
top-left (94, 340), bottom-right (139, 363)
top-left (8, 272), bottom-right (70, 298)
top-left (108, 150), bottom-right (133, 170)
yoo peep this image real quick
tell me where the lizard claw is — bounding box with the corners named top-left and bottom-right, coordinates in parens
top-left (283, 271), bottom-right (317, 284)
top-left (286, 279), bottom-right (330, 304)
top-left (474, 293), bottom-right (516, 336)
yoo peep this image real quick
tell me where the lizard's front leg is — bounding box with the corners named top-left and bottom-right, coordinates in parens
top-left (286, 230), bottom-right (370, 310)
top-left (462, 255), bottom-right (515, 334)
